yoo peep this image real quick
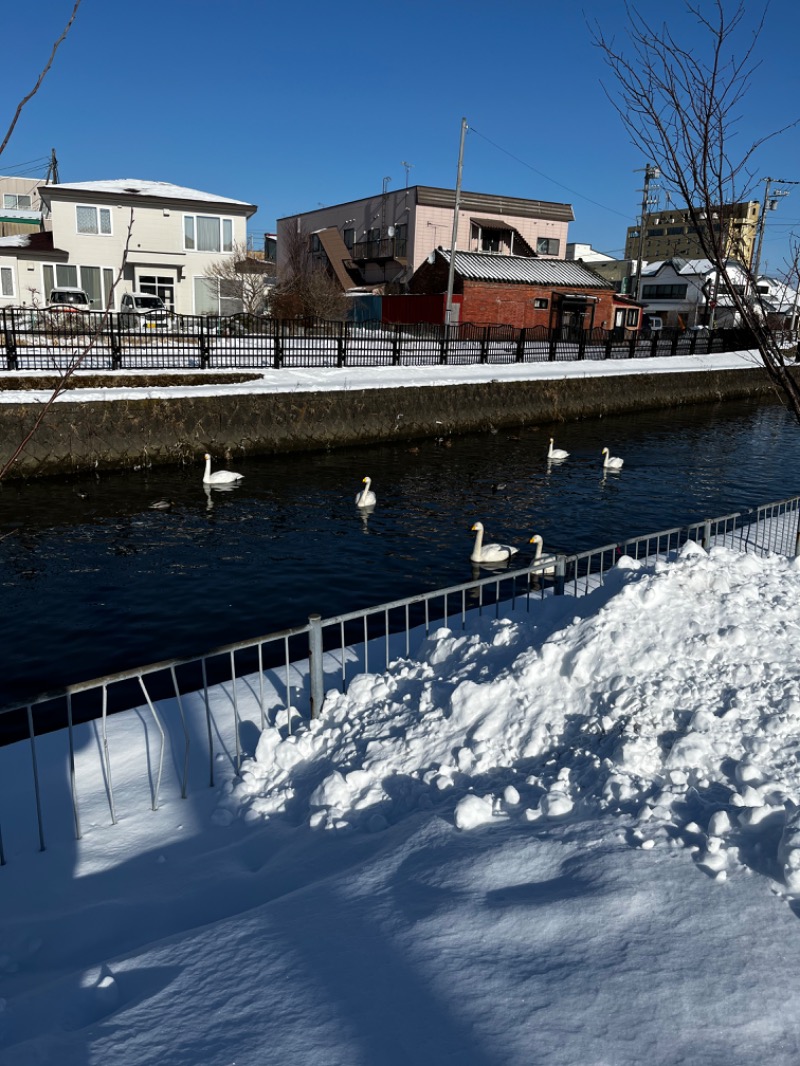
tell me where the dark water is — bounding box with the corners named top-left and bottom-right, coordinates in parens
top-left (2, 396), bottom-right (799, 707)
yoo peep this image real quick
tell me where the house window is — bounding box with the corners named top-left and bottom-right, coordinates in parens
top-left (641, 283), bottom-right (688, 300)
top-left (646, 228), bottom-right (664, 237)
top-left (343, 228), bottom-right (355, 249)
top-left (76, 205), bottom-right (111, 235)
top-left (184, 215), bottom-right (234, 253)
top-left (193, 276), bottom-right (242, 315)
top-left (1, 266), bottom-right (14, 297)
top-left (667, 227), bottom-right (685, 235)
top-left (42, 263), bottom-right (113, 308)
top-left (533, 297), bottom-right (549, 309)
top-left (3, 193), bottom-right (32, 210)
top-left (536, 237), bottom-right (560, 255)
top-left (310, 234), bottom-right (322, 253)
top-left (626, 308), bottom-right (639, 326)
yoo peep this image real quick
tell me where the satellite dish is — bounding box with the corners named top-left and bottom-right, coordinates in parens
top-left (388, 225), bottom-right (395, 237)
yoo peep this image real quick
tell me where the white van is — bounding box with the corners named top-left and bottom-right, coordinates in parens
top-left (118, 291), bottom-right (171, 331)
top-left (47, 286), bottom-right (91, 313)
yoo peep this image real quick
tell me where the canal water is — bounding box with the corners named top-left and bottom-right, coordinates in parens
top-left (1, 395), bottom-right (799, 708)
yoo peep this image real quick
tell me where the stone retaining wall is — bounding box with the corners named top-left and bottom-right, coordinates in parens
top-left (0, 365), bottom-right (788, 479)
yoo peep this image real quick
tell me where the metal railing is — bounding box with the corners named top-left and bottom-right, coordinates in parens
top-left (0, 308), bottom-right (763, 372)
top-left (1, 494), bottom-right (798, 863)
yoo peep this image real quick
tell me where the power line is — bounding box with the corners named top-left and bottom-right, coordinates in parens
top-left (468, 125), bottom-right (632, 220)
top-left (0, 155), bottom-right (50, 176)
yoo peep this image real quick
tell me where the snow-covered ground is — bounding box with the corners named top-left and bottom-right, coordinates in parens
top-left (4, 537), bottom-right (800, 1064)
top-left (0, 347), bottom-right (764, 404)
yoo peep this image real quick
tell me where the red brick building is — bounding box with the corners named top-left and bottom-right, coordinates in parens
top-left (406, 249), bottom-right (640, 333)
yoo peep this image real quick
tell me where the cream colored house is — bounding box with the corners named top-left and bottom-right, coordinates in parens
top-left (0, 179), bottom-right (257, 314)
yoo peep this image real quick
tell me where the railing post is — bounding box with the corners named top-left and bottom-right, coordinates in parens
top-left (337, 320), bottom-right (345, 368)
top-left (578, 330), bottom-right (587, 360)
top-left (308, 613), bottom-right (324, 719)
top-left (702, 519), bottom-right (712, 550)
top-left (439, 324), bottom-right (448, 365)
top-left (109, 312), bottom-right (122, 370)
top-left (515, 326), bottom-right (526, 362)
top-left (548, 330), bottom-right (558, 362)
top-left (604, 332), bottom-right (613, 360)
top-left (4, 309), bottom-right (18, 369)
top-left (480, 326), bottom-right (489, 364)
top-left (273, 318), bottom-right (283, 369)
top-left (794, 507), bottom-right (800, 558)
top-left (392, 323), bottom-right (401, 366)
top-left (554, 554), bottom-right (566, 596)
top-left (199, 316), bottom-right (210, 369)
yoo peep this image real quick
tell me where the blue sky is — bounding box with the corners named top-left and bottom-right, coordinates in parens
top-left (1, 0), bottom-right (799, 273)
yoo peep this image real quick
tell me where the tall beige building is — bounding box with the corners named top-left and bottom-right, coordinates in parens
top-left (624, 201), bottom-right (760, 267)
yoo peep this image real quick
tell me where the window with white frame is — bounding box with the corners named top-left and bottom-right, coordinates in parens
top-left (1, 266), bottom-right (14, 298)
top-left (3, 193), bottom-right (32, 210)
top-left (76, 205), bottom-right (111, 235)
top-left (184, 215), bottom-right (234, 253)
top-left (536, 237), bottom-right (560, 256)
top-left (193, 276), bottom-right (242, 316)
top-left (42, 263), bottom-right (114, 309)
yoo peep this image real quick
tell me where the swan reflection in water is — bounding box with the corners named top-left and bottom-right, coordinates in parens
top-left (203, 481), bottom-right (241, 510)
top-left (358, 503), bottom-right (376, 532)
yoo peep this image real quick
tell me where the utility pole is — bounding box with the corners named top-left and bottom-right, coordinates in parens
top-left (445, 117), bottom-right (468, 328)
top-left (45, 147), bottom-right (59, 185)
top-left (632, 163), bottom-right (660, 301)
top-left (751, 177), bottom-right (798, 290)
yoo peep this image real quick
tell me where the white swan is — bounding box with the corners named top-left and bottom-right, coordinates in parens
top-left (602, 447), bottom-right (624, 471)
top-left (203, 452), bottom-right (243, 484)
top-left (548, 437), bottom-right (570, 461)
top-left (470, 521), bottom-right (519, 564)
top-left (529, 534), bottom-right (556, 576)
top-left (355, 476), bottom-right (377, 508)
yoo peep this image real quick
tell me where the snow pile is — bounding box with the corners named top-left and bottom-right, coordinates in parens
top-left (226, 541), bottom-right (800, 893)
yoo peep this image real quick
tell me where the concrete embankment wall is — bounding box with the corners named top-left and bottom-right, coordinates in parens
top-left (0, 364), bottom-right (789, 479)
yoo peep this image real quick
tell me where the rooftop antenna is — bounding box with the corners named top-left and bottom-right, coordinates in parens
top-left (401, 160), bottom-right (414, 189)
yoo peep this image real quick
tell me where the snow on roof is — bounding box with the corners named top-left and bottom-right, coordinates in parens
top-left (42, 178), bottom-right (256, 211)
top-left (0, 234), bottom-right (31, 248)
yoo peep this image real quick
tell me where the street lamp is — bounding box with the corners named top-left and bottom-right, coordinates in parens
top-left (632, 163), bottom-right (660, 301)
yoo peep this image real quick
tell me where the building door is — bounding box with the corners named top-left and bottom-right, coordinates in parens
top-left (138, 274), bottom-right (176, 311)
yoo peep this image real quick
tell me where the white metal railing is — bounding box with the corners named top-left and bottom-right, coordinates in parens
top-left (1, 495), bottom-right (798, 863)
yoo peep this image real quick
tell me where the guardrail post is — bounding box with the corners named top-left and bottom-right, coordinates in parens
top-left (794, 508), bottom-right (800, 558)
top-left (308, 613), bottom-right (324, 719)
top-left (554, 554), bottom-right (566, 596)
top-left (702, 519), bottom-right (712, 550)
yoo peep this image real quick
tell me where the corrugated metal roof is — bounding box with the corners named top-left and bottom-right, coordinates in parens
top-left (440, 250), bottom-right (612, 288)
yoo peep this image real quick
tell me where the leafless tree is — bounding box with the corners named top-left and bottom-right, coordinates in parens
top-left (593, 0), bottom-right (800, 421)
top-left (201, 240), bottom-right (275, 316)
top-left (270, 225), bottom-right (348, 321)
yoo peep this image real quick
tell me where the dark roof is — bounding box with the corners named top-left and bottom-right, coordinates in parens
top-left (0, 231), bottom-right (66, 257)
top-left (438, 250), bottom-right (613, 288)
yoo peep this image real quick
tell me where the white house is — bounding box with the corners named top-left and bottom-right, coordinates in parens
top-left (638, 257), bottom-right (749, 329)
top-left (0, 179), bottom-right (257, 315)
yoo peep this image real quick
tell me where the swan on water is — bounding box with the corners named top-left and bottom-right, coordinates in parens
top-left (602, 447), bottom-right (624, 470)
top-left (203, 453), bottom-right (243, 484)
top-left (529, 534), bottom-right (556, 576)
top-left (355, 476), bottom-right (377, 508)
top-left (548, 437), bottom-right (570, 461)
top-left (470, 521), bottom-right (519, 564)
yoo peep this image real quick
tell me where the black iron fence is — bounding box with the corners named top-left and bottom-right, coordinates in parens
top-left (0, 308), bottom-right (762, 372)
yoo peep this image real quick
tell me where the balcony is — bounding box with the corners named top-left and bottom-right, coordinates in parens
top-left (350, 237), bottom-right (407, 263)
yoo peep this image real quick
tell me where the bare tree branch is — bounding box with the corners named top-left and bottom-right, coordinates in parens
top-left (592, 0), bottom-right (800, 422)
top-left (0, 0), bottom-right (83, 159)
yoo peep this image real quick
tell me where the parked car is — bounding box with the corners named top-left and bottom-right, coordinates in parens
top-left (47, 286), bottom-right (92, 313)
top-left (118, 292), bottom-right (172, 332)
